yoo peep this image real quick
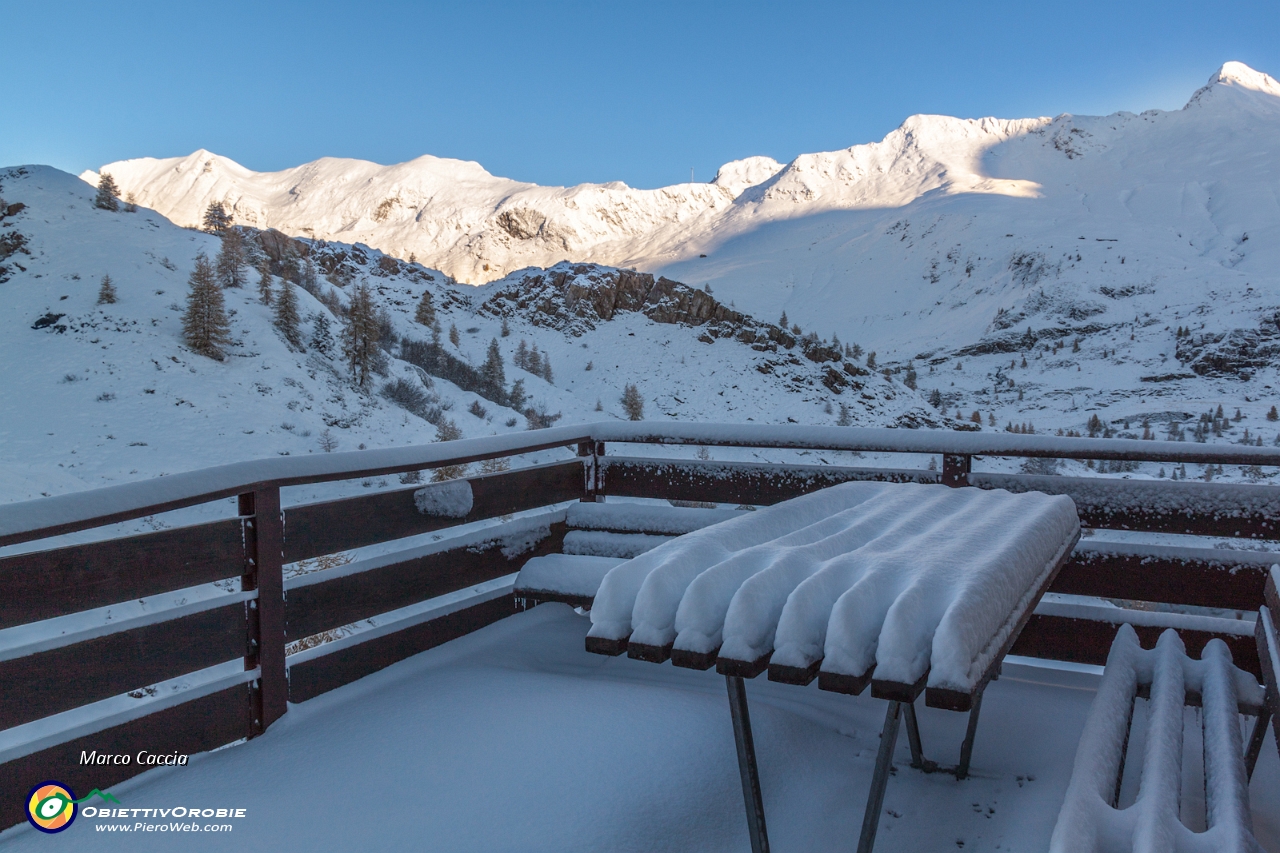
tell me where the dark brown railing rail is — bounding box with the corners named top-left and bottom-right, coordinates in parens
top-left (2, 422), bottom-right (1277, 829)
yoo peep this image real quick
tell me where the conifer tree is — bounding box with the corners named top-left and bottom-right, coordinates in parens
top-left (96, 274), bottom-right (118, 305)
top-left (123, 193), bottom-right (138, 213)
top-left (866, 351), bottom-right (877, 369)
top-left (527, 345), bottom-right (542, 377)
top-left (343, 282), bottom-right (381, 388)
top-left (904, 365), bottom-right (917, 390)
top-left (541, 354), bottom-right (553, 384)
top-left (257, 260), bottom-right (273, 305)
top-left (310, 312), bottom-right (333, 355)
top-left (508, 378), bottom-right (526, 411)
top-left (448, 323), bottom-right (460, 347)
top-left (779, 311), bottom-right (788, 328)
top-left (202, 202), bottom-right (232, 235)
top-left (273, 278), bottom-right (303, 349)
top-left (927, 388), bottom-right (943, 409)
top-left (215, 229), bottom-right (246, 288)
top-left (94, 173), bottom-right (120, 211)
top-left (301, 256), bottom-right (318, 294)
top-left (181, 253), bottom-right (232, 359)
top-left (515, 339), bottom-right (528, 369)
top-left (431, 419), bottom-right (468, 481)
top-left (480, 338), bottom-right (507, 404)
top-left (836, 402), bottom-right (853, 426)
top-left (414, 290), bottom-right (435, 325)
top-left (501, 316), bottom-right (511, 337)
top-left (621, 383), bottom-right (644, 420)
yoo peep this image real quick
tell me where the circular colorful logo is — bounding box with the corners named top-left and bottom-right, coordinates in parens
top-left (27, 782), bottom-right (77, 833)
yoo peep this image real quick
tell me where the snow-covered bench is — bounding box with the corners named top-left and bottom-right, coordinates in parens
top-left (1257, 567), bottom-right (1280, 772)
top-left (581, 481), bottom-right (1080, 853)
top-left (513, 503), bottom-right (745, 609)
top-left (1050, 624), bottom-right (1269, 853)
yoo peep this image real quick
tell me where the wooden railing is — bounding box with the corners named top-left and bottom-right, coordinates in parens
top-left (2, 423), bottom-right (1278, 829)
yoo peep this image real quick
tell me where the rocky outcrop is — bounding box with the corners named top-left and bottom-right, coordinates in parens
top-left (1176, 313), bottom-right (1280, 380)
top-left (480, 262), bottom-right (846, 359)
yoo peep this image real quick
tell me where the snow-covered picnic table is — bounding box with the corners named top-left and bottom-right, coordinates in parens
top-left (575, 481), bottom-right (1081, 853)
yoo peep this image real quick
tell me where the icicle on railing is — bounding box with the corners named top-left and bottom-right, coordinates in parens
top-left (1050, 625), bottom-right (1266, 853)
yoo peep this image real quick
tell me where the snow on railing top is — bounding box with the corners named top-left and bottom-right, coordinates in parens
top-left (0, 425), bottom-right (592, 548)
top-left (592, 422), bottom-right (1280, 464)
top-left (4, 421), bottom-right (1280, 548)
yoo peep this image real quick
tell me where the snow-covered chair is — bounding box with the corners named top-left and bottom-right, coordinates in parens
top-left (583, 480), bottom-right (1080, 853)
top-left (1050, 623), bottom-right (1269, 853)
top-left (1257, 566), bottom-right (1280, 771)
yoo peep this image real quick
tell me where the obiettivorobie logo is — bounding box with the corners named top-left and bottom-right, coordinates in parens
top-left (26, 782), bottom-right (120, 833)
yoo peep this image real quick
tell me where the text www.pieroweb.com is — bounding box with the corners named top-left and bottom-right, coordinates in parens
top-left (83, 806), bottom-right (244, 832)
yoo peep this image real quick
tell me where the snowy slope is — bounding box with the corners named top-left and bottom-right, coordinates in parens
top-left (81, 62), bottom-right (1280, 464)
top-left (0, 166), bottom-right (930, 505)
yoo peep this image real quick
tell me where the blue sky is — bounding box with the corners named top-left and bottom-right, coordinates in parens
top-left (5, 0), bottom-right (1278, 188)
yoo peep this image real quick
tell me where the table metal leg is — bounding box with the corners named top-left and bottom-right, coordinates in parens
top-left (857, 700), bottom-right (902, 853)
top-left (726, 674), bottom-right (770, 853)
top-left (957, 690), bottom-right (985, 781)
top-left (1245, 708), bottom-right (1271, 781)
top-left (903, 700), bottom-right (926, 770)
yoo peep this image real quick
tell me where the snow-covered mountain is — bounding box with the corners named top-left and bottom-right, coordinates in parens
top-left (88, 63), bottom-right (1280, 354)
top-left (0, 166), bottom-right (932, 505)
top-left (7, 62), bottom-right (1280, 506)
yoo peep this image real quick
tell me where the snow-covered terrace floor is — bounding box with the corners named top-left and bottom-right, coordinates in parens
top-left (5, 604), bottom-right (1279, 852)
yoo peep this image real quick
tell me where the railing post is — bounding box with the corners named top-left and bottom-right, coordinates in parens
top-left (240, 487), bottom-right (287, 735)
top-left (577, 441), bottom-right (606, 502)
top-left (941, 454), bottom-right (971, 488)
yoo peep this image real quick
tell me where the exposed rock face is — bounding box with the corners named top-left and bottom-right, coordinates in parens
top-left (478, 263), bottom-right (869, 398)
top-left (1176, 313), bottom-right (1280, 380)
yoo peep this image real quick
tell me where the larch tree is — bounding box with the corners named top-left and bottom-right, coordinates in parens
top-left (96, 274), bottom-right (118, 305)
top-left (301, 256), bottom-right (319, 294)
top-left (202, 201), bottom-right (232, 235)
top-left (621, 383), bottom-right (644, 421)
top-left (94, 173), bottom-right (120, 211)
top-left (181, 253), bottom-right (232, 359)
top-left (273, 278), bottom-right (303, 350)
top-left (342, 282), bottom-right (381, 388)
top-left (448, 323), bottom-right (460, 347)
top-left (431, 418), bottom-right (468, 481)
top-left (540, 354), bottom-right (553, 384)
top-left (480, 338), bottom-right (507, 404)
top-left (215, 229), bottom-right (247, 288)
top-left (414, 290), bottom-right (435, 325)
top-left (257, 260), bottom-right (274, 305)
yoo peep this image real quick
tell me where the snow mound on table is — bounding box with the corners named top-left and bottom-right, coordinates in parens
top-left (818, 486), bottom-right (1078, 692)
top-left (587, 482), bottom-right (890, 645)
top-left (594, 481), bottom-right (1078, 697)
